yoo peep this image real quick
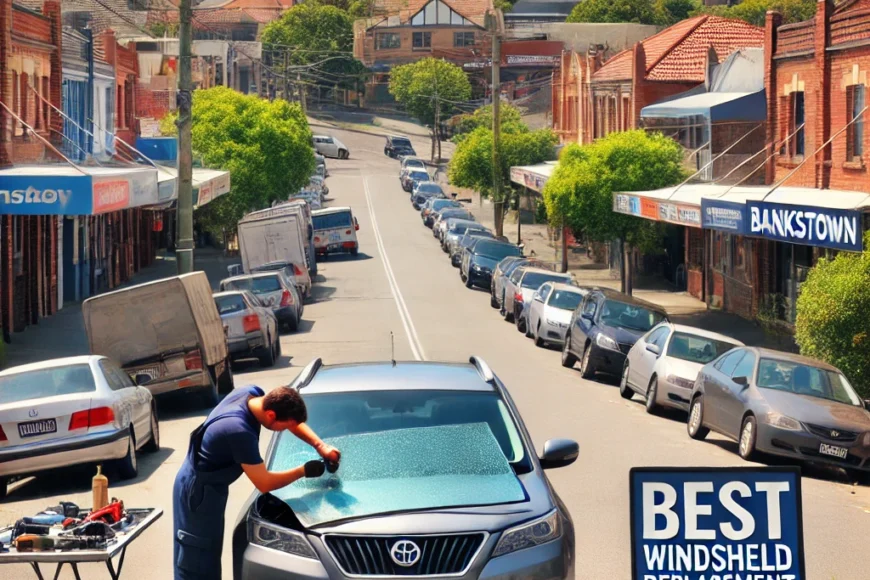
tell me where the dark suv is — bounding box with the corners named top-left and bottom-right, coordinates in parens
top-left (385, 135), bottom-right (416, 158)
top-left (561, 288), bottom-right (668, 380)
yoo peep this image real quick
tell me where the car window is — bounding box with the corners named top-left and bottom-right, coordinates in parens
top-left (410, 171), bottom-right (429, 180)
top-left (480, 244), bottom-right (523, 261)
top-left (225, 276), bottom-right (282, 295)
top-left (215, 294), bottom-right (248, 315)
top-left (716, 349), bottom-right (746, 376)
top-left (509, 267), bottom-right (525, 284)
top-left (646, 327), bottom-right (670, 348)
top-left (324, 137), bottom-right (334, 144)
top-left (756, 359), bottom-right (862, 406)
top-left (313, 211), bottom-right (353, 230)
top-left (0, 364), bottom-right (96, 404)
top-left (548, 289), bottom-right (584, 311)
top-left (583, 298), bottom-right (598, 317)
top-left (418, 183), bottom-right (444, 194)
top-left (731, 352), bottom-right (756, 380)
top-left (521, 272), bottom-right (572, 290)
top-left (598, 300), bottom-right (666, 332)
top-left (667, 332), bottom-right (739, 364)
top-left (99, 360), bottom-right (126, 391)
top-left (538, 284), bottom-right (552, 301)
top-left (393, 137), bottom-right (413, 148)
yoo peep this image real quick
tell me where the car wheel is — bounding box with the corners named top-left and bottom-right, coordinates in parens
top-left (534, 323), bottom-right (544, 347)
top-left (286, 313), bottom-right (299, 333)
top-left (217, 359), bottom-right (234, 394)
top-left (0, 477), bottom-right (7, 501)
top-left (579, 343), bottom-right (596, 379)
top-left (115, 433), bottom-right (138, 480)
top-left (516, 315), bottom-right (526, 334)
top-left (490, 293), bottom-right (499, 309)
top-left (645, 376), bottom-right (660, 414)
top-left (339, 149), bottom-right (349, 159)
top-left (524, 318), bottom-right (533, 338)
top-left (503, 305), bottom-right (514, 323)
top-left (561, 335), bottom-right (577, 368)
top-left (848, 469), bottom-right (870, 485)
top-left (619, 364), bottom-right (634, 400)
top-left (143, 404), bottom-right (160, 453)
top-left (350, 247), bottom-right (359, 256)
top-left (275, 336), bottom-right (283, 359)
top-left (464, 273), bottom-right (473, 288)
top-left (738, 416), bottom-right (758, 461)
top-left (687, 396), bottom-right (710, 440)
top-left (259, 334), bottom-right (276, 367)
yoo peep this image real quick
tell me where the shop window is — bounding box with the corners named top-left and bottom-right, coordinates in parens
top-left (413, 32), bottom-right (431, 49)
top-left (788, 91), bottom-right (805, 158)
top-left (847, 84), bottom-right (865, 162)
top-left (376, 33), bottom-right (400, 50)
top-left (454, 32), bottom-right (475, 47)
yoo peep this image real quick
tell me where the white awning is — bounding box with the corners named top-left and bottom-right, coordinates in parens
top-left (153, 165), bottom-right (231, 208)
top-left (509, 161), bottom-right (557, 193)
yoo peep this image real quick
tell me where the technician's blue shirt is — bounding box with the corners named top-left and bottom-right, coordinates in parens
top-left (196, 385), bottom-right (264, 474)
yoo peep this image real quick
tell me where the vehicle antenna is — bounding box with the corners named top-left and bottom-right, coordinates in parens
top-left (391, 331), bottom-right (396, 367)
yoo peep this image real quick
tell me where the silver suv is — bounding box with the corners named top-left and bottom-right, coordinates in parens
top-left (233, 357), bottom-right (578, 579)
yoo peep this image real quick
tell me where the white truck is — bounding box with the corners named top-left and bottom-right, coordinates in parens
top-left (237, 208), bottom-right (313, 298)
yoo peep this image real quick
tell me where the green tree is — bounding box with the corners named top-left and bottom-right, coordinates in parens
top-left (390, 58), bottom-right (472, 161)
top-left (655, 0), bottom-right (699, 25)
top-left (542, 130), bottom-right (685, 293)
top-left (694, 0), bottom-right (816, 26)
top-left (796, 243), bottom-right (870, 398)
top-left (451, 103), bottom-right (526, 143)
top-left (261, 3), bottom-right (366, 91)
top-left (567, 0), bottom-right (658, 24)
top-left (176, 87), bottom-right (314, 240)
top-left (449, 127), bottom-right (557, 235)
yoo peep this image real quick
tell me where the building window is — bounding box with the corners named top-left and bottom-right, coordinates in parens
top-left (376, 33), bottom-right (400, 50)
top-left (789, 91), bottom-right (805, 157)
top-left (413, 32), bottom-right (431, 49)
top-left (847, 84), bottom-right (865, 162)
top-left (454, 32), bottom-right (475, 47)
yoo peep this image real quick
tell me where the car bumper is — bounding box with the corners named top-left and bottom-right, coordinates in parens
top-left (657, 379), bottom-right (693, 411)
top-left (467, 270), bottom-right (492, 288)
top-left (480, 537), bottom-right (572, 580)
top-left (755, 423), bottom-right (870, 471)
top-left (587, 343), bottom-right (627, 376)
top-left (228, 333), bottom-right (267, 357)
top-left (540, 324), bottom-right (569, 345)
top-left (274, 306), bottom-right (297, 324)
top-left (141, 370), bottom-right (210, 396)
top-left (0, 426), bottom-right (131, 478)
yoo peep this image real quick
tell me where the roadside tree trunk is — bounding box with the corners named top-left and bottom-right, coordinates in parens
top-left (561, 222), bottom-right (568, 273)
top-left (619, 238), bottom-right (627, 294)
top-left (493, 200), bottom-right (505, 237)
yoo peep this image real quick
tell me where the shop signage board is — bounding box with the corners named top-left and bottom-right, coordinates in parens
top-left (615, 194), bottom-right (702, 227)
top-left (701, 199), bottom-right (748, 234)
top-left (0, 175), bottom-right (94, 215)
top-left (747, 201), bottom-right (862, 252)
top-left (505, 55), bottom-right (558, 66)
top-left (630, 467), bottom-right (805, 580)
top-left (92, 180), bottom-right (130, 214)
top-left (510, 168), bottom-right (548, 193)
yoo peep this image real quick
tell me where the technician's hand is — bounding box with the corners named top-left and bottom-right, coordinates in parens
top-left (304, 460), bottom-right (326, 478)
top-left (315, 442), bottom-right (341, 464)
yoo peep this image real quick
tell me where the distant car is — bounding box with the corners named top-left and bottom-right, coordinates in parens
top-left (291, 191), bottom-right (322, 210)
top-left (504, 268), bottom-right (576, 332)
top-left (312, 206), bottom-right (360, 257)
top-left (385, 135), bottom-right (416, 158)
top-left (426, 199), bottom-right (465, 228)
top-left (314, 153), bottom-right (328, 177)
top-left (308, 175), bottom-right (328, 197)
top-left (220, 271), bottom-right (303, 332)
top-left (251, 259), bottom-right (312, 299)
top-left (0, 355), bottom-right (159, 497)
top-left (620, 323), bottom-right (742, 414)
top-left (214, 291), bottom-right (281, 368)
top-left (421, 198), bottom-right (462, 227)
top-left (686, 347), bottom-right (870, 481)
top-left (460, 240), bottom-right (524, 290)
top-left (403, 170), bottom-right (430, 192)
top-left (527, 283), bottom-right (589, 347)
top-left (450, 230), bottom-right (495, 266)
top-left (491, 258), bottom-right (552, 312)
top-left (443, 222), bottom-right (491, 258)
top-left (434, 209), bottom-right (475, 240)
top-left (412, 182), bottom-right (446, 209)
top-left (313, 134), bottom-right (349, 159)
top-left (561, 288), bottom-right (668, 380)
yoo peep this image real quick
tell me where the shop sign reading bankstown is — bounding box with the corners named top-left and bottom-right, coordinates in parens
top-left (630, 467), bottom-right (804, 580)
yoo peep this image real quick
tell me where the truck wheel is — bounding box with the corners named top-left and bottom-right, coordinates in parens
top-left (115, 433), bottom-right (138, 480)
top-left (350, 247), bottom-right (359, 257)
top-left (217, 360), bottom-right (234, 394)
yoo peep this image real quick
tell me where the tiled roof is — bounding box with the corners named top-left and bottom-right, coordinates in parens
top-left (592, 15), bottom-right (764, 83)
top-left (146, 6), bottom-right (287, 27)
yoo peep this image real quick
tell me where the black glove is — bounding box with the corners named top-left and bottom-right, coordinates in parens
top-left (326, 460), bottom-right (339, 474)
top-left (304, 460), bottom-right (326, 478)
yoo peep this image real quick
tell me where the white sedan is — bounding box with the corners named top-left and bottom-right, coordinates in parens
top-left (0, 355), bottom-right (159, 499)
top-left (313, 134), bottom-right (350, 159)
top-left (527, 282), bottom-right (589, 347)
top-left (620, 322), bottom-right (743, 414)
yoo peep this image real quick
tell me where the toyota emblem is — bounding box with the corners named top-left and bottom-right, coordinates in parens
top-left (831, 430), bottom-right (840, 438)
top-left (28, 409), bottom-right (38, 418)
top-left (389, 540), bottom-right (421, 567)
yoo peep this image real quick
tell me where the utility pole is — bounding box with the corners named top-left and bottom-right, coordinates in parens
top-left (176, 0), bottom-right (194, 274)
top-left (489, 9), bottom-right (503, 237)
top-left (283, 50), bottom-right (290, 101)
top-left (298, 73), bottom-right (306, 113)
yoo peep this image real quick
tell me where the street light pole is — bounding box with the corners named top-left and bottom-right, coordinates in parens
top-left (490, 9), bottom-right (503, 237)
top-left (176, 0), bottom-right (194, 274)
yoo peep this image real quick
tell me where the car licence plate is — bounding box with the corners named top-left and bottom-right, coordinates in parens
top-left (18, 419), bottom-right (57, 438)
top-left (329, 232), bottom-right (341, 242)
top-left (819, 443), bottom-right (848, 459)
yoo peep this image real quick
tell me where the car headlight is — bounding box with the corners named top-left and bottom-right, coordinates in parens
top-left (248, 517), bottom-right (317, 559)
top-left (667, 375), bottom-right (697, 390)
top-left (766, 412), bottom-right (802, 431)
top-left (472, 263), bottom-right (482, 271)
top-left (545, 318), bottom-right (560, 327)
top-left (493, 510), bottom-right (561, 557)
top-left (596, 334), bottom-right (620, 351)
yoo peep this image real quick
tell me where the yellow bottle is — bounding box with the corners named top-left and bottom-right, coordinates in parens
top-left (92, 465), bottom-right (109, 511)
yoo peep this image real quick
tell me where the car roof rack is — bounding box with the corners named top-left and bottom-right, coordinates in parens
top-left (293, 357), bottom-right (323, 390)
top-left (469, 356), bottom-right (495, 384)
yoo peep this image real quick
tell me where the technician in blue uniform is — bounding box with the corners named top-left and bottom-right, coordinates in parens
top-left (173, 385), bottom-right (340, 580)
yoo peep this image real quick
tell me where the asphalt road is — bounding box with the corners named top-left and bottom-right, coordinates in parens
top-left (2, 127), bottom-right (869, 579)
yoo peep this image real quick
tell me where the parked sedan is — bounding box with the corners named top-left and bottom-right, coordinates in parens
top-left (403, 170), bottom-right (430, 192)
top-left (527, 283), bottom-right (589, 347)
top-left (561, 288), bottom-right (668, 380)
top-left (620, 323), bottom-right (742, 413)
top-left (250, 260), bottom-right (312, 301)
top-left (509, 269), bottom-right (577, 333)
top-left (313, 134), bottom-right (349, 159)
top-left (491, 257), bottom-right (551, 312)
top-left (400, 157), bottom-right (427, 180)
top-left (232, 357), bottom-right (578, 579)
top-left (219, 272), bottom-right (303, 332)
top-left (450, 230), bottom-right (495, 266)
top-left (421, 198), bottom-right (461, 227)
top-left (443, 221), bottom-right (491, 256)
top-left (0, 355), bottom-right (159, 498)
top-left (385, 134), bottom-right (416, 158)
top-left (461, 240), bottom-right (524, 290)
top-left (314, 153), bottom-right (328, 177)
top-left (434, 210), bottom-right (476, 240)
top-left (214, 291), bottom-right (280, 368)
top-left (687, 347), bottom-right (870, 480)
top-left (412, 182), bottom-right (446, 209)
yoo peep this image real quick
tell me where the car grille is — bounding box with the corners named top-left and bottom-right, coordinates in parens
top-left (617, 342), bottom-right (633, 355)
top-left (804, 423), bottom-right (859, 442)
top-left (325, 533), bottom-right (485, 576)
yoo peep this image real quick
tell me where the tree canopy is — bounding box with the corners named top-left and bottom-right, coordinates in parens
top-left (451, 103), bottom-right (525, 143)
top-left (567, 0), bottom-right (659, 24)
top-left (695, 0), bottom-right (816, 26)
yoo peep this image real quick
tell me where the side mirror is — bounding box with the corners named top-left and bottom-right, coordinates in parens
top-left (581, 312), bottom-right (594, 322)
top-left (354, 218), bottom-right (360, 231)
top-left (646, 343), bottom-right (661, 356)
top-left (540, 438), bottom-right (579, 470)
top-left (534, 294), bottom-right (544, 303)
top-left (733, 376), bottom-right (750, 388)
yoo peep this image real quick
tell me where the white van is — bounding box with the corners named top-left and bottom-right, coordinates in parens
top-left (311, 207), bottom-right (359, 258)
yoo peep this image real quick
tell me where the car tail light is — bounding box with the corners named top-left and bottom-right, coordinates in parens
top-left (0, 425), bottom-right (6, 442)
top-left (280, 290), bottom-right (293, 307)
top-left (243, 314), bottom-right (260, 334)
top-left (69, 407), bottom-right (115, 430)
top-left (184, 349), bottom-right (203, 370)
top-left (515, 292), bottom-right (524, 304)
top-left (293, 264), bottom-right (304, 277)
top-left (314, 236), bottom-right (321, 243)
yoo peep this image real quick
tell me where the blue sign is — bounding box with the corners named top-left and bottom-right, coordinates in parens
top-left (702, 199), bottom-right (747, 234)
top-left (747, 201), bottom-right (862, 252)
top-left (630, 467), bottom-right (805, 580)
top-left (0, 175), bottom-right (93, 215)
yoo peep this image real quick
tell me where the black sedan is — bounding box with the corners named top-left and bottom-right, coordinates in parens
top-left (461, 240), bottom-right (524, 289)
top-left (561, 288), bottom-right (668, 379)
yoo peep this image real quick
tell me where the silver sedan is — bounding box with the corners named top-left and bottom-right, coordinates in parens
top-left (214, 291), bottom-right (280, 368)
top-left (0, 355), bottom-right (159, 499)
top-left (527, 283), bottom-right (588, 347)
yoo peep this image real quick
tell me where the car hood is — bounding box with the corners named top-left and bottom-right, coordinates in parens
top-left (661, 357), bottom-right (703, 382)
top-left (604, 325), bottom-right (645, 345)
top-left (472, 255), bottom-right (499, 270)
top-left (543, 307), bottom-right (572, 325)
top-left (758, 389), bottom-right (870, 428)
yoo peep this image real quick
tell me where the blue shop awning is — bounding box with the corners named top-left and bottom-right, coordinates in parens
top-left (641, 91), bottom-right (766, 123)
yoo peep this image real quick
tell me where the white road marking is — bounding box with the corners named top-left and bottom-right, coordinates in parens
top-left (362, 176), bottom-right (426, 361)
